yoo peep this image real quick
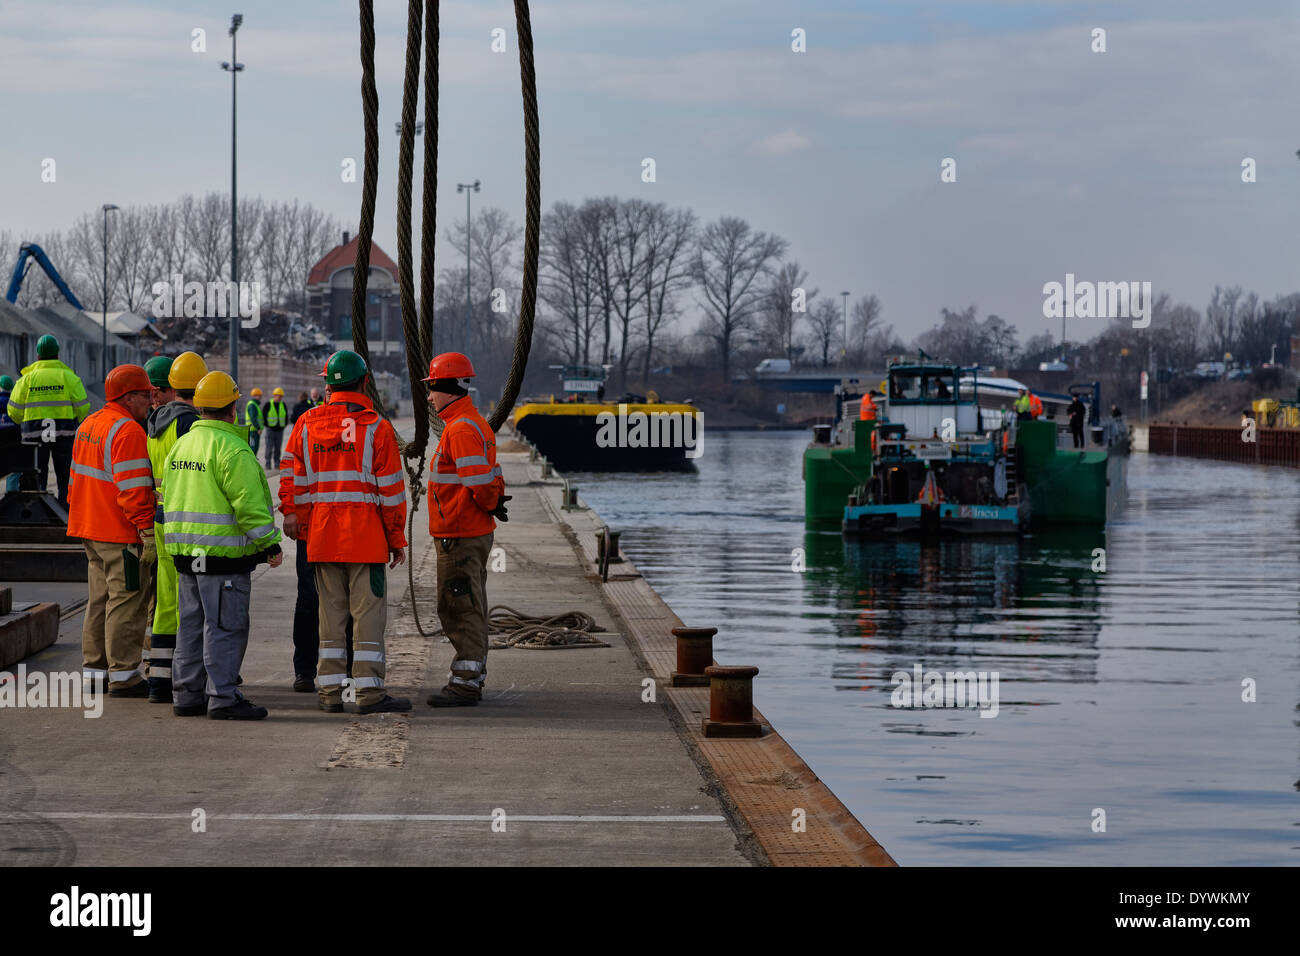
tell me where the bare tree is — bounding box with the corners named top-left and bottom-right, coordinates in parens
top-left (606, 199), bottom-right (654, 389)
top-left (806, 298), bottom-right (841, 367)
top-left (447, 205), bottom-right (523, 354)
top-left (539, 201), bottom-right (600, 364)
top-left (1205, 285), bottom-right (1244, 359)
top-left (188, 192), bottom-right (231, 284)
top-left (761, 261), bottom-right (813, 362)
top-left (638, 204), bottom-right (695, 384)
top-left (850, 294), bottom-right (882, 364)
top-left (580, 197), bottom-right (618, 366)
top-left (691, 216), bottom-right (787, 380)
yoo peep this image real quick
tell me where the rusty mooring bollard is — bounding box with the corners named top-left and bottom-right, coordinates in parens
top-left (702, 665), bottom-right (763, 738)
top-left (670, 626), bottom-right (716, 687)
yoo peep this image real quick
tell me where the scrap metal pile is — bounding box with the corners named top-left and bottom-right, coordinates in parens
top-left (150, 310), bottom-right (335, 364)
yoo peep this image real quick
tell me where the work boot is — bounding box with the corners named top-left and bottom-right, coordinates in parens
top-left (209, 700), bottom-right (268, 720)
top-left (319, 699), bottom-right (343, 714)
top-left (358, 695), bottom-right (412, 715)
top-left (293, 674), bottom-right (315, 693)
top-left (173, 702), bottom-right (207, 717)
top-left (109, 681), bottom-right (150, 699)
top-left (82, 675), bottom-right (108, 695)
top-left (148, 678), bottom-right (173, 704)
top-left (426, 688), bottom-right (479, 708)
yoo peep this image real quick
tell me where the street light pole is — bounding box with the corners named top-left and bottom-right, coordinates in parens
top-left (840, 291), bottom-right (850, 364)
top-left (457, 180), bottom-right (480, 356)
top-left (101, 204), bottom-right (119, 386)
top-left (222, 13), bottom-right (244, 381)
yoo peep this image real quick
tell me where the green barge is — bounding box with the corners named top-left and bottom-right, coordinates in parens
top-left (804, 358), bottom-right (1127, 536)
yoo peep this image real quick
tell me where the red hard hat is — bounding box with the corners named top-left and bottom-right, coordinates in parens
top-left (105, 364), bottom-right (153, 401)
top-left (423, 352), bottom-right (476, 382)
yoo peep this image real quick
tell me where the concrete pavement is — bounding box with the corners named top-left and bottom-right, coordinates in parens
top-left (0, 451), bottom-right (749, 866)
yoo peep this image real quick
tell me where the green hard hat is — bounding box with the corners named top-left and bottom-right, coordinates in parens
top-left (0, 375), bottom-right (14, 392)
top-left (144, 355), bottom-right (174, 388)
top-left (36, 334), bottom-right (60, 359)
top-left (321, 349), bottom-right (368, 386)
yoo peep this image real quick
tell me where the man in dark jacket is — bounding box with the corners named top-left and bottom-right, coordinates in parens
top-left (290, 391), bottom-right (312, 424)
top-left (1068, 396), bottom-right (1087, 448)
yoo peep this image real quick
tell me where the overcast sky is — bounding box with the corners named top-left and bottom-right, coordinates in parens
top-left (2, 0), bottom-right (1297, 346)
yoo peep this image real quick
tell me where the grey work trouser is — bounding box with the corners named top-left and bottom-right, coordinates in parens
top-left (435, 533), bottom-right (493, 699)
top-left (174, 570), bottom-right (251, 710)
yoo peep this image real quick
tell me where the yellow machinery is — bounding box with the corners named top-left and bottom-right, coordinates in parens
top-left (1252, 398), bottom-right (1300, 427)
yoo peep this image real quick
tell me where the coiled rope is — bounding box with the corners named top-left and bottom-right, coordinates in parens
top-left (488, 605), bottom-right (611, 650)
top-left (352, 0), bottom-right (541, 638)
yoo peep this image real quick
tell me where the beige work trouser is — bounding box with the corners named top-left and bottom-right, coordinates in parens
top-left (435, 533), bottom-right (493, 700)
top-left (315, 562), bottom-right (388, 707)
top-left (82, 539), bottom-right (152, 690)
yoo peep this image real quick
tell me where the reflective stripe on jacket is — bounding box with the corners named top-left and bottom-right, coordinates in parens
top-left (67, 403), bottom-right (154, 544)
top-left (428, 396), bottom-right (505, 538)
top-left (7, 360), bottom-right (90, 443)
top-left (280, 391), bottom-right (407, 563)
top-left (161, 419), bottom-right (281, 558)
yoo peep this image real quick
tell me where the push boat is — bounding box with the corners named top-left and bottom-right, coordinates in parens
top-left (803, 356), bottom-right (1128, 537)
top-left (510, 364), bottom-right (702, 472)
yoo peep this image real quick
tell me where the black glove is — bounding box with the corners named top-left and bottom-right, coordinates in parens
top-left (490, 494), bottom-right (512, 522)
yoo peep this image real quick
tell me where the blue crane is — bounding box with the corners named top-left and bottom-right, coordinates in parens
top-left (4, 243), bottom-right (85, 310)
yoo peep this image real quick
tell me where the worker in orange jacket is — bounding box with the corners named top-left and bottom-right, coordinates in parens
top-left (858, 390), bottom-right (879, 452)
top-left (67, 365), bottom-right (157, 696)
top-left (424, 352), bottom-right (508, 707)
top-left (281, 350), bottom-right (409, 714)
top-left (1029, 393), bottom-right (1044, 419)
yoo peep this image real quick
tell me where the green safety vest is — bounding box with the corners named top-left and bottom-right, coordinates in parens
top-left (7, 359), bottom-right (91, 442)
top-left (1014, 394), bottom-right (1031, 413)
top-left (265, 401), bottom-right (287, 428)
top-left (147, 404), bottom-right (199, 517)
top-left (244, 399), bottom-right (263, 430)
top-left (161, 419), bottom-right (281, 559)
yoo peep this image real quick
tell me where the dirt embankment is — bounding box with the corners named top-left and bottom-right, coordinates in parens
top-left (1156, 369), bottom-right (1298, 426)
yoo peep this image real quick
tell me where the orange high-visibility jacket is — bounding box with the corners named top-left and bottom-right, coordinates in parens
top-left (280, 391), bottom-right (407, 563)
top-left (429, 396), bottom-right (505, 538)
top-left (1029, 394), bottom-right (1043, 418)
top-left (859, 395), bottom-right (877, 420)
top-left (67, 402), bottom-right (155, 544)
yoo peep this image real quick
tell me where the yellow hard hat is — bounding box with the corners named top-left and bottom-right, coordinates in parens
top-left (194, 371), bottom-right (241, 409)
top-left (250, 387), bottom-right (263, 397)
top-left (169, 351), bottom-right (208, 390)
top-left (272, 387), bottom-right (284, 397)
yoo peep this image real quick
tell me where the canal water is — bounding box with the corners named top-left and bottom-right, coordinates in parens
top-left (571, 430), bottom-right (1300, 866)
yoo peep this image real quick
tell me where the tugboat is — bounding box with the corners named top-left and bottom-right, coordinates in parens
top-left (803, 354), bottom-right (1127, 536)
top-left (841, 358), bottom-right (1027, 536)
top-left (511, 364), bottom-right (702, 472)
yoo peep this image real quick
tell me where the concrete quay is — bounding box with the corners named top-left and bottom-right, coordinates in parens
top-left (0, 435), bottom-right (891, 866)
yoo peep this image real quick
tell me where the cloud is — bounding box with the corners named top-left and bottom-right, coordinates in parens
top-left (753, 129), bottom-right (811, 155)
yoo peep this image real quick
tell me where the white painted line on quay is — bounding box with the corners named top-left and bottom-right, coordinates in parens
top-left (0, 811), bottom-right (726, 824)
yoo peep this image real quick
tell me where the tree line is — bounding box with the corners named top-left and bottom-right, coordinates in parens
top-left (6, 192), bottom-right (1295, 396)
top-left (0, 194), bottom-right (342, 316)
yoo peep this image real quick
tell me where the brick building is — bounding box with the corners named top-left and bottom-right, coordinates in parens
top-left (305, 232), bottom-right (403, 371)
